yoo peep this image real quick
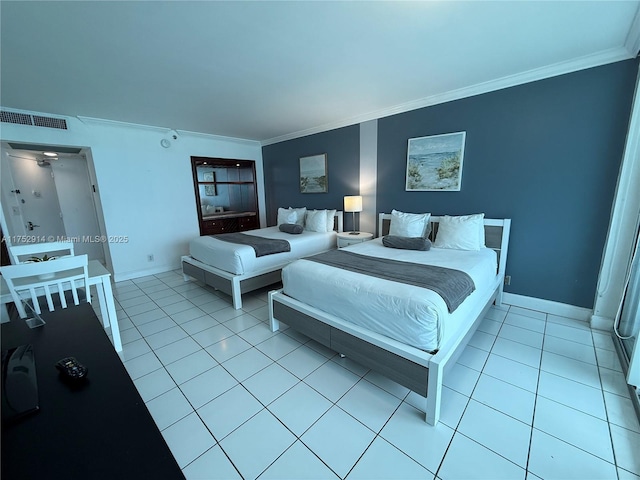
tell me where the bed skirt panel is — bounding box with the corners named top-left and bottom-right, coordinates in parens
top-left (273, 299), bottom-right (429, 396)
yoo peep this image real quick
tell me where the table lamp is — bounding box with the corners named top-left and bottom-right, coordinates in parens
top-left (344, 195), bottom-right (363, 235)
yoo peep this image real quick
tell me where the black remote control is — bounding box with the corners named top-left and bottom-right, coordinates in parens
top-left (55, 357), bottom-right (88, 382)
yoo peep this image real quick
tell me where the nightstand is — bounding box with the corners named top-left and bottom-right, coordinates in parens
top-left (337, 231), bottom-right (373, 248)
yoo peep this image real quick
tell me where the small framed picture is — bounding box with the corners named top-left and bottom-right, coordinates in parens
top-left (300, 154), bottom-right (328, 193)
top-left (203, 171), bottom-right (216, 196)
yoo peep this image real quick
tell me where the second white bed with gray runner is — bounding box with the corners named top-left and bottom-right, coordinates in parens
top-left (189, 227), bottom-right (338, 275)
top-left (183, 211), bottom-right (344, 310)
top-left (269, 213), bottom-right (511, 426)
top-left (280, 238), bottom-right (497, 353)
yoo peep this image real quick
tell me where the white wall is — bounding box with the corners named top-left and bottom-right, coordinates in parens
top-left (0, 112), bottom-right (265, 281)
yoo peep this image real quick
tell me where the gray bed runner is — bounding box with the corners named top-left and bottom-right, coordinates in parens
top-left (305, 250), bottom-right (475, 313)
top-left (213, 233), bottom-right (291, 257)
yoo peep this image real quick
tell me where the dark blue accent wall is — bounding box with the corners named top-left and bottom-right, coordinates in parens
top-left (377, 60), bottom-right (637, 308)
top-left (262, 125), bottom-right (360, 227)
top-left (262, 59), bottom-right (637, 309)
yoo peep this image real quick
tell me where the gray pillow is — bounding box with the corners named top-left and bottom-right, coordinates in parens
top-left (382, 235), bottom-right (431, 251)
top-left (279, 223), bottom-right (303, 234)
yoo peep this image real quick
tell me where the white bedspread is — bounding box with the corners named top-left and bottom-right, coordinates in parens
top-left (189, 227), bottom-right (337, 275)
top-left (282, 238), bottom-right (497, 351)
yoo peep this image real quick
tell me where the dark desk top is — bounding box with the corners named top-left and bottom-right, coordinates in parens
top-left (1, 303), bottom-right (184, 479)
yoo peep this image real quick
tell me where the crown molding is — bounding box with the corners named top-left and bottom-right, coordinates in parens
top-left (76, 116), bottom-right (260, 146)
top-left (625, 3), bottom-right (640, 57)
top-left (174, 129), bottom-right (261, 147)
top-left (76, 116), bottom-right (171, 133)
top-left (261, 46), bottom-right (633, 146)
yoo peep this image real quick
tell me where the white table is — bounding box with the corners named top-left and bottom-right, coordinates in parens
top-left (337, 231), bottom-right (374, 248)
top-left (0, 260), bottom-right (122, 352)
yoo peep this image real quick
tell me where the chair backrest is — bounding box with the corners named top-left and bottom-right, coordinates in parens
top-left (1, 254), bottom-right (90, 317)
top-left (9, 241), bottom-right (75, 264)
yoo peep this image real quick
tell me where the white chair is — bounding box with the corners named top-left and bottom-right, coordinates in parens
top-left (1, 254), bottom-right (90, 318)
top-left (8, 241), bottom-right (75, 264)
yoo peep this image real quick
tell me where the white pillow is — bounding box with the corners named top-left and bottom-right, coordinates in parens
top-left (277, 207), bottom-right (297, 226)
top-left (305, 209), bottom-right (329, 233)
top-left (288, 207), bottom-right (307, 227)
top-left (325, 209), bottom-right (337, 231)
top-left (434, 213), bottom-right (485, 251)
top-left (389, 209), bottom-right (430, 237)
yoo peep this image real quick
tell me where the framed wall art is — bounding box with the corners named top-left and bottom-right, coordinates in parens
top-left (405, 131), bottom-right (466, 191)
top-left (300, 153), bottom-right (328, 193)
top-left (203, 171), bottom-right (217, 196)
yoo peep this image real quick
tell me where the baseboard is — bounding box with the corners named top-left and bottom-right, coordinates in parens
top-left (502, 292), bottom-right (592, 322)
top-left (589, 315), bottom-right (615, 331)
top-left (113, 262), bottom-right (180, 282)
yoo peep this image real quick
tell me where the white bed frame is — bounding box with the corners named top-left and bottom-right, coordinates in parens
top-left (269, 213), bottom-right (511, 425)
top-left (182, 211), bottom-right (343, 310)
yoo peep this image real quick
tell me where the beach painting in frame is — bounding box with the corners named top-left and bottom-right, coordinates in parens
top-left (405, 131), bottom-right (466, 191)
top-left (300, 153), bottom-right (328, 193)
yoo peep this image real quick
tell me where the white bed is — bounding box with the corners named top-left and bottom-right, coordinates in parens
top-left (282, 239), bottom-right (498, 352)
top-left (182, 210), bottom-right (343, 309)
top-left (189, 227), bottom-right (338, 275)
top-left (269, 213), bottom-right (511, 426)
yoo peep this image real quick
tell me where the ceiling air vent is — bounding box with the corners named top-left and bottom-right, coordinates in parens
top-left (32, 115), bottom-right (67, 130)
top-left (0, 111), bottom-right (32, 125)
top-left (0, 110), bottom-right (68, 130)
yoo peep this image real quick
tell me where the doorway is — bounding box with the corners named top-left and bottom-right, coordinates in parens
top-left (0, 143), bottom-right (106, 264)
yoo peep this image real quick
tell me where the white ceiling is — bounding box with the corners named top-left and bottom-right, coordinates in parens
top-left (1, 1), bottom-right (639, 145)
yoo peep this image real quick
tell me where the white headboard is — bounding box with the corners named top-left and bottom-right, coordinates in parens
top-left (377, 213), bottom-right (511, 286)
top-left (333, 211), bottom-right (344, 233)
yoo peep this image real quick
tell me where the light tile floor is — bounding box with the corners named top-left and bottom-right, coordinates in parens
top-left (99, 269), bottom-right (640, 480)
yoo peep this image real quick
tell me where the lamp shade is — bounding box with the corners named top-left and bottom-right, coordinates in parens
top-left (344, 195), bottom-right (363, 213)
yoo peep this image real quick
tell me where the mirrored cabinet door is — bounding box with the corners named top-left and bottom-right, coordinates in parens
top-left (191, 157), bottom-right (259, 235)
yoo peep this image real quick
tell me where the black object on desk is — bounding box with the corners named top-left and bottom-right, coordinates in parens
top-left (1, 344), bottom-right (40, 424)
top-left (1, 303), bottom-right (184, 480)
top-left (55, 356), bottom-right (88, 383)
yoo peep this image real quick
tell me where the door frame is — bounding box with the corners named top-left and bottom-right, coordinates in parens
top-left (0, 143), bottom-right (110, 270)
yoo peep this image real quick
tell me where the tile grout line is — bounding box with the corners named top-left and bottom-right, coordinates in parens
top-left (114, 277), bottom-right (638, 479)
top-left (134, 273), bottom-right (253, 477)
top-left (523, 311), bottom-right (547, 479)
top-left (433, 305), bottom-right (511, 479)
top-left (143, 282), bottom-right (329, 470)
top-left (593, 326), bottom-right (623, 480)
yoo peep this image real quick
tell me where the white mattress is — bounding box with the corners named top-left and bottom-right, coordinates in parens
top-left (189, 227), bottom-right (337, 275)
top-left (282, 238), bottom-right (498, 352)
